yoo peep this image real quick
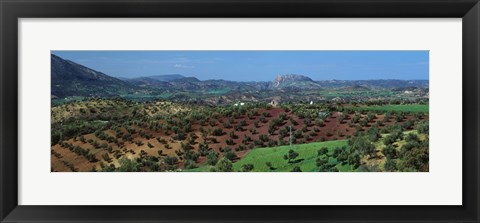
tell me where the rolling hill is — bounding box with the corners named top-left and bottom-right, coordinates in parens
top-left (51, 54), bottom-right (138, 98)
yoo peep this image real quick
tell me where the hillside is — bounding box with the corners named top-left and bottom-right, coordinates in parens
top-left (146, 74), bottom-right (185, 81)
top-left (51, 54), bottom-right (138, 98)
top-left (51, 99), bottom-right (429, 172)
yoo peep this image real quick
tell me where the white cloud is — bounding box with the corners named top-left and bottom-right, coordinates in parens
top-left (174, 64), bottom-right (195, 69)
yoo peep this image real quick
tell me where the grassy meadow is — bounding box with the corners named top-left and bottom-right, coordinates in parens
top-left (351, 104), bottom-right (429, 113)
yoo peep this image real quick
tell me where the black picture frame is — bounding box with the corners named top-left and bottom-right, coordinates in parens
top-left (1, 0), bottom-right (479, 222)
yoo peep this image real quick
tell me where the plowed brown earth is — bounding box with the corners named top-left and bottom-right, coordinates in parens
top-left (51, 107), bottom-right (422, 172)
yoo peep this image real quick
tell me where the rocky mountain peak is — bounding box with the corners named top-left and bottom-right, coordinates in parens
top-left (272, 74), bottom-right (313, 88)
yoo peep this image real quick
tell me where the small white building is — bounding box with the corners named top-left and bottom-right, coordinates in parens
top-left (269, 96), bottom-right (282, 107)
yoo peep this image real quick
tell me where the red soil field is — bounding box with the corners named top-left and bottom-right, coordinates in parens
top-left (51, 107), bottom-right (423, 172)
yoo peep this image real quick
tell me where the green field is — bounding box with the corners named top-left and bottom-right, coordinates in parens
top-left (351, 104), bottom-right (428, 113)
top-left (187, 140), bottom-right (350, 172)
top-left (322, 90), bottom-right (395, 98)
top-left (186, 129), bottom-right (427, 172)
top-left (51, 96), bottom-right (85, 106)
top-left (207, 88), bottom-right (230, 95)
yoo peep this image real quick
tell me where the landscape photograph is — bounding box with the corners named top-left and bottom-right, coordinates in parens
top-left (51, 51), bottom-right (429, 172)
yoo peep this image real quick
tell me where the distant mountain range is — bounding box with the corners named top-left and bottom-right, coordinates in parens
top-left (51, 54), bottom-right (429, 102)
top-left (121, 73), bottom-right (427, 91)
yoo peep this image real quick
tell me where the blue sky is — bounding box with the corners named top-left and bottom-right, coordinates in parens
top-left (52, 51), bottom-right (429, 82)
